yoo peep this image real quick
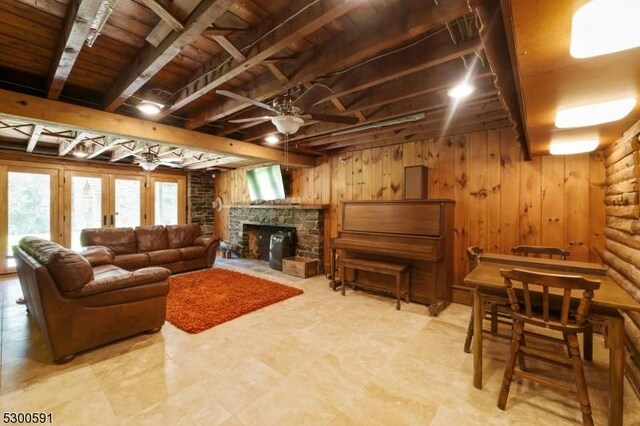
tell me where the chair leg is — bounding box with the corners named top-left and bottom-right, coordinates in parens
top-left (340, 264), bottom-right (346, 296)
top-left (583, 329), bottom-right (593, 362)
top-left (463, 306), bottom-right (474, 354)
top-left (566, 333), bottom-right (594, 426)
top-left (498, 321), bottom-right (525, 410)
top-left (518, 332), bottom-right (527, 372)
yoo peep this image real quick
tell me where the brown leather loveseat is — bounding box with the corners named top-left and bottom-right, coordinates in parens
top-left (80, 224), bottom-right (220, 274)
top-left (14, 236), bottom-right (170, 363)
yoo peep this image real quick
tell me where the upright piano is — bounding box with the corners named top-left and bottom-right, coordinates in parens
top-left (331, 199), bottom-right (454, 316)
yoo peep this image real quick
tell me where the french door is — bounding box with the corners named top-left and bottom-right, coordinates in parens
top-left (0, 166), bottom-right (60, 274)
top-left (64, 172), bottom-right (146, 250)
top-left (149, 176), bottom-right (186, 225)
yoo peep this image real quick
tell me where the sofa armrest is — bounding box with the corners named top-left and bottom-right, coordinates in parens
top-left (194, 235), bottom-right (221, 249)
top-left (80, 246), bottom-right (114, 267)
top-left (78, 267), bottom-right (170, 296)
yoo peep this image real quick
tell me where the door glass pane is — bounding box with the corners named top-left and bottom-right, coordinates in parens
top-left (115, 179), bottom-right (141, 227)
top-left (71, 176), bottom-right (102, 250)
top-left (155, 181), bottom-right (178, 225)
top-left (7, 172), bottom-right (51, 256)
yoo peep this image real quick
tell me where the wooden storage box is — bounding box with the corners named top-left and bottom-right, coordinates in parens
top-left (282, 256), bottom-right (318, 278)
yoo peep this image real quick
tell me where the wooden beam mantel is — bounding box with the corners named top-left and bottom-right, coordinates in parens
top-left (0, 89), bottom-right (316, 167)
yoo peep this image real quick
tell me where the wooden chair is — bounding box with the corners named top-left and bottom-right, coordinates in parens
top-left (497, 268), bottom-right (601, 426)
top-left (511, 245), bottom-right (570, 259)
top-left (463, 247), bottom-right (513, 353)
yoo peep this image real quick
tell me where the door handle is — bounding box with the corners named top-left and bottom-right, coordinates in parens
top-left (110, 215), bottom-right (114, 226)
top-left (103, 215), bottom-right (107, 226)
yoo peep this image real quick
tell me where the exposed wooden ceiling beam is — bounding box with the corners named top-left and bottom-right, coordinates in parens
top-left (103, 0), bottom-right (235, 112)
top-left (110, 141), bottom-right (145, 162)
top-left (202, 26), bottom-right (251, 37)
top-left (138, 0), bottom-right (184, 32)
top-left (183, 156), bottom-right (243, 170)
top-left (146, 0), bottom-right (199, 47)
top-left (87, 135), bottom-right (127, 158)
top-left (470, 0), bottom-right (530, 159)
top-left (59, 131), bottom-right (87, 156)
top-left (26, 125), bottom-right (43, 152)
top-left (0, 88), bottom-right (316, 167)
top-left (185, 0), bottom-right (471, 129)
top-left (47, 0), bottom-right (103, 100)
top-left (161, 0), bottom-right (360, 118)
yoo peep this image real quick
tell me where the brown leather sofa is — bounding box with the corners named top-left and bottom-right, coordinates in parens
top-left (14, 236), bottom-right (170, 363)
top-left (80, 224), bottom-right (220, 274)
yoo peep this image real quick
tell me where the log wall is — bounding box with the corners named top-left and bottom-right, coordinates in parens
top-left (213, 127), bottom-right (606, 288)
top-left (602, 117), bottom-right (640, 396)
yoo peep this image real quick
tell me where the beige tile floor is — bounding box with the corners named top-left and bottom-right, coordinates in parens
top-left (1, 258), bottom-right (639, 425)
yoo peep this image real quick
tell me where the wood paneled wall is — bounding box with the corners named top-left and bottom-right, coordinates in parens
top-left (213, 127), bottom-right (606, 287)
top-left (601, 117), bottom-right (640, 395)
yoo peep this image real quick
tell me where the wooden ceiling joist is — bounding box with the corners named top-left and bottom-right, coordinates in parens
top-left (26, 124), bottom-right (43, 152)
top-left (103, 0), bottom-right (235, 112)
top-left (87, 135), bottom-right (127, 158)
top-left (185, 0), bottom-right (473, 129)
top-left (0, 89), bottom-right (316, 167)
top-left (47, 0), bottom-right (103, 100)
top-left (162, 0), bottom-right (360, 118)
top-left (183, 156), bottom-right (242, 170)
top-left (58, 131), bottom-right (87, 156)
top-left (110, 141), bottom-right (145, 162)
top-left (138, 0), bottom-right (184, 32)
top-left (145, 0), bottom-right (199, 47)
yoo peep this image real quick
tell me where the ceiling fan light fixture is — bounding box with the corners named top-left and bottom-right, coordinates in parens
top-left (550, 138), bottom-right (599, 155)
top-left (72, 142), bottom-right (91, 158)
top-left (139, 160), bottom-right (159, 171)
top-left (137, 100), bottom-right (164, 115)
top-left (570, 0), bottom-right (640, 58)
top-left (271, 115), bottom-right (304, 135)
top-left (555, 98), bottom-right (637, 128)
top-left (447, 82), bottom-right (475, 99)
top-left (265, 135), bottom-right (279, 144)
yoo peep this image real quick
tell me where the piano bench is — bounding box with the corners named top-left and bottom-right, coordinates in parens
top-left (339, 258), bottom-right (411, 310)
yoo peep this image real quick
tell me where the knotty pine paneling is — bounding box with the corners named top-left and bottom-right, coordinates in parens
top-left (213, 128), bottom-right (607, 285)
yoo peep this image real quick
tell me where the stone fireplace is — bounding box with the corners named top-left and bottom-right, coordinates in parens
top-left (242, 224), bottom-right (296, 260)
top-left (227, 205), bottom-right (326, 272)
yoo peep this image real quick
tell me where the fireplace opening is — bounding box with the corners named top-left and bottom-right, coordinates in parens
top-left (242, 224), bottom-right (296, 261)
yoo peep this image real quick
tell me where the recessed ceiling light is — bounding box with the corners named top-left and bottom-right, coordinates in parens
top-left (550, 138), bottom-right (599, 155)
top-left (555, 98), bottom-right (637, 128)
top-left (265, 135), bottom-right (279, 144)
top-left (447, 82), bottom-right (475, 99)
top-left (570, 0), bottom-right (640, 58)
top-left (137, 100), bottom-right (164, 115)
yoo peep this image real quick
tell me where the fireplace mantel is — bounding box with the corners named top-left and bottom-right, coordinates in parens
top-left (228, 204), bottom-right (328, 210)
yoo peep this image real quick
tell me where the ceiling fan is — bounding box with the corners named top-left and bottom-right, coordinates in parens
top-left (216, 84), bottom-right (359, 135)
top-left (134, 148), bottom-right (183, 171)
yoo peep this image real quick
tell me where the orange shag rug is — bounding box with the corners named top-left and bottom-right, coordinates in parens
top-left (166, 268), bottom-right (303, 333)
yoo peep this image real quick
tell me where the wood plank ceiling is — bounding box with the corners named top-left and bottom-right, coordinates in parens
top-left (0, 0), bottom-right (524, 170)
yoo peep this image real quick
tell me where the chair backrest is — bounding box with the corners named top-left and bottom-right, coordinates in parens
top-left (500, 268), bottom-right (600, 326)
top-left (466, 246), bottom-right (483, 270)
top-left (511, 245), bottom-right (569, 260)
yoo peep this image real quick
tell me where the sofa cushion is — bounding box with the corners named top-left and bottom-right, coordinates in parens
top-left (81, 228), bottom-right (137, 255)
top-left (166, 224), bottom-right (202, 248)
top-left (148, 249), bottom-right (181, 265)
top-left (79, 246), bottom-right (114, 267)
top-left (113, 253), bottom-right (150, 270)
top-left (179, 246), bottom-right (206, 260)
top-left (19, 237), bottom-right (93, 296)
top-left (135, 225), bottom-right (168, 252)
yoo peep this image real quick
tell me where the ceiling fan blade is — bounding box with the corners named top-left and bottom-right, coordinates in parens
top-left (228, 116), bottom-right (273, 123)
top-left (216, 90), bottom-right (277, 112)
top-left (293, 84), bottom-right (333, 110)
top-left (305, 113), bottom-right (359, 125)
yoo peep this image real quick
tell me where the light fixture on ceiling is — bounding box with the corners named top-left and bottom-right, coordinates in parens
top-left (570, 0), bottom-right (640, 58)
top-left (136, 100), bottom-right (164, 115)
top-left (271, 115), bottom-right (304, 135)
top-left (72, 142), bottom-right (91, 158)
top-left (447, 82), bottom-right (475, 99)
top-left (555, 98), bottom-right (637, 128)
top-left (265, 135), bottom-right (279, 144)
top-left (550, 138), bottom-right (599, 155)
top-left (139, 160), bottom-right (159, 172)
top-left (86, 0), bottom-right (118, 47)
